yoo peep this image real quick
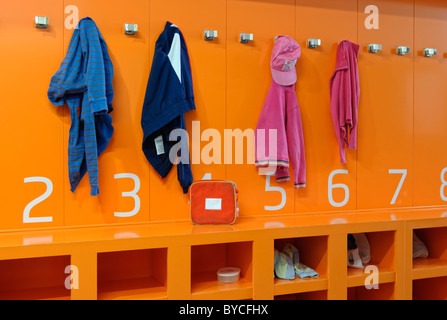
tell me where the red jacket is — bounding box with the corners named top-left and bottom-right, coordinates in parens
top-left (330, 40), bottom-right (360, 164)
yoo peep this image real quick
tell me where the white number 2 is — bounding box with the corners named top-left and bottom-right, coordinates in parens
top-left (114, 173), bottom-right (141, 217)
top-left (389, 169), bottom-right (407, 205)
top-left (23, 177), bottom-right (53, 223)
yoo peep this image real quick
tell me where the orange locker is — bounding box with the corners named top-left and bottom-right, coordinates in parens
top-left (295, 0), bottom-right (358, 213)
top-left (148, 0), bottom-right (227, 222)
top-left (60, 0), bottom-right (151, 225)
top-left (226, 0), bottom-right (296, 217)
top-left (0, 0), bottom-right (65, 230)
top-left (414, 0), bottom-right (447, 207)
top-left (357, 0), bottom-right (414, 209)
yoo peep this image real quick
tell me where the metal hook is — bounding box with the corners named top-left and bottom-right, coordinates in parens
top-left (35, 16), bottom-right (49, 28)
top-left (424, 48), bottom-right (437, 57)
top-left (307, 38), bottom-right (321, 49)
top-left (368, 43), bottom-right (382, 53)
top-left (124, 24), bottom-right (138, 35)
top-left (204, 30), bottom-right (218, 41)
top-left (397, 46), bottom-right (410, 55)
top-left (240, 33), bottom-right (253, 43)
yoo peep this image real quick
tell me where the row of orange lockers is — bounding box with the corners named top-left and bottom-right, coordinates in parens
top-left (1, 0), bottom-right (447, 231)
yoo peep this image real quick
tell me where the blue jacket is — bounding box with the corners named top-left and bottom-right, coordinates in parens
top-left (141, 22), bottom-right (195, 194)
top-left (48, 17), bottom-right (114, 196)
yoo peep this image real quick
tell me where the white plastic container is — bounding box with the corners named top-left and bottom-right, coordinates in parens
top-left (217, 267), bottom-right (241, 283)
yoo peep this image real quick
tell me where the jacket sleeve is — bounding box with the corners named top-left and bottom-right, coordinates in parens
top-left (47, 30), bottom-right (84, 106)
top-left (79, 19), bottom-right (111, 115)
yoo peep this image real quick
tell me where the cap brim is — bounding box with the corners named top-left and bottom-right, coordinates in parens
top-left (271, 68), bottom-right (297, 86)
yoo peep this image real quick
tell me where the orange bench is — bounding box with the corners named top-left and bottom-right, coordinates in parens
top-left (0, 206), bottom-right (446, 300)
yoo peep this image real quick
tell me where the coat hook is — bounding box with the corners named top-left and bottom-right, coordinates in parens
top-left (204, 30), bottom-right (218, 41)
top-left (368, 43), bottom-right (382, 53)
top-left (397, 46), bottom-right (410, 55)
top-left (307, 38), bottom-right (321, 49)
top-left (35, 16), bottom-right (49, 28)
top-left (124, 23), bottom-right (138, 35)
top-left (424, 48), bottom-right (437, 57)
top-left (240, 33), bottom-right (253, 43)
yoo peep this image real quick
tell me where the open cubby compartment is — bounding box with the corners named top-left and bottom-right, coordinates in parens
top-left (412, 227), bottom-right (447, 280)
top-left (413, 276), bottom-right (447, 300)
top-left (347, 231), bottom-right (396, 288)
top-left (190, 241), bottom-right (253, 300)
top-left (347, 282), bottom-right (395, 300)
top-left (97, 248), bottom-right (168, 300)
top-left (273, 236), bottom-right (328, 296)
top-left (0, 255), bottom-right (71, 300)
top-left (274, 290), bottom-right (327, 300)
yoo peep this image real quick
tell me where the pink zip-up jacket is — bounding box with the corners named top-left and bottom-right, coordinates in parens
top-left (330, 40), bottom-right (360, 164)
top-left (255, 81), bottom-right (306, 188)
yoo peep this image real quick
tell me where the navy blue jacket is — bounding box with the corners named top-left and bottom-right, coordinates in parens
top-left (141, 22), bottom-right (195, 194)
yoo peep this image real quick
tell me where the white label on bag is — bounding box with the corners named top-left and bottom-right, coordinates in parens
top-left (205, 198), bottom-right (222, 210)
top-left (154, 135), bottom-right (165, 155)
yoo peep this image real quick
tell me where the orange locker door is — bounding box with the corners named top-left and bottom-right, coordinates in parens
top-left (295, 0), bottom-right (358, 214)
top-left (414, 0), bottom-right (447, 207)
top-left (61, 0), bottom-right (151, 225)
top-left (226, 0), bottom-right (296, 217)
top-left (148, 0), bottom-right (227, 222)
top-left (357, 0), bottom-right (414, 209)
top-left (0, 0), bottom-right (64, 230)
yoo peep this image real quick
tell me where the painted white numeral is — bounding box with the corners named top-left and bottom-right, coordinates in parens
top-left (202, 173), bottom-right (212, 180)
top-left (265, 175), bottom-right (286, 211)
top-left (328, 170), bottom-right (349, 208)
top-left (114, 173), bottom-right (141, 217)
top-left (441, 168), bottom-right (447, 201)
top-left (23, 177), bottom-right (53, 223)
top-left (389, 169), bottom-right (407, 205)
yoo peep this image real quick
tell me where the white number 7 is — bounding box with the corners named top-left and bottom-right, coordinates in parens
top-left (389, 169), bottom-right (407, 205)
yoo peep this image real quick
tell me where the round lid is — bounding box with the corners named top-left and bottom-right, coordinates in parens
top-left (217, 267), bottom-right (241, 277)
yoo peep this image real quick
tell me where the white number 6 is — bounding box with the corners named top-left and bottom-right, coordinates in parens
top-left (328, 170), bottom-right (350, 208)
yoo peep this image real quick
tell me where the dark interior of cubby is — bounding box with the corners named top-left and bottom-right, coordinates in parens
top-left (190, 242), bottom-right (253, 291)
top-left (348, 231), bottom-right (396, 270)
top-left (413, 277), bottom-right (447, 300)
top-left (348, 282), bottom-right (395, 300)
top-left (97, 248), bottom-right (167, 299)
top-left (274, 236), bottom-right (328, 278)
top-left (0, 255), bottom-right (70, 300)
top-left (413, 227), bottom-right (447, 262)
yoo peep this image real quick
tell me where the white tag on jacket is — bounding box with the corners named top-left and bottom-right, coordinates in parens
top-left (154, 135), bottom-right (165, 155)
top-left (205, 198), bottom-right (222, 210)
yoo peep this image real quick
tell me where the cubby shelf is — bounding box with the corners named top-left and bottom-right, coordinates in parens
top-left (97, 278), bottom-right (168, 300)
top-left (274, 276), bottom-right (328, 296)
top-left (347, 266), bottom-right (396, 287)
top-left (191, 271), bottom-right (253, 300)
top-left (413, 258), bottom-right (447, 280)
top-left (0, 286), bottom-right (70, 300)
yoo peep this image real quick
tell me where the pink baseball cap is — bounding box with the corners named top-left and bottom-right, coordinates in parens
top-left (270, 36), bottom-right (301, 86)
